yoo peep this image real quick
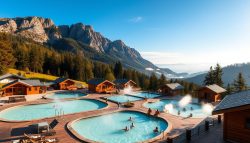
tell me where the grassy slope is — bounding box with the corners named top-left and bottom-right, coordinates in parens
top-left (1, 68), bottom-right (88, 88)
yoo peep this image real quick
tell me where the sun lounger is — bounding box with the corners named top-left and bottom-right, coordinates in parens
top-left (24, 133), bottom-right (42, 141)
top-left (41, 129), bottom-right (56, 136)
top-left (44, 138), bottom-right (59, 143)
top-left (11, 140), bottom-right (20, 143)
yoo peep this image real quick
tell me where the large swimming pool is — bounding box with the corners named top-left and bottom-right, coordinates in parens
top-left (70, 111), bottom-right (168, 143)
top-left (0, 99), bottom-right (107, 121)
top-left (144, 99), bottom-right (210, 118)
top-left (107, 95), bottom-right (144, 103)
top-left (133, 92), bottom-right (161, 98)
top-left (46, 92), bottom-right (87, 99)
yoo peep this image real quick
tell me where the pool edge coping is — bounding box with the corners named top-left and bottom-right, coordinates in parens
top-left (67, 109), bottom-right (173, 143)
top-left (142, 99), bottom-right (211, 119)
top-left (0, 98), bottom-right (109, 123)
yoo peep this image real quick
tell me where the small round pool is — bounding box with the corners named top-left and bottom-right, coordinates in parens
top-left (46, 92), bottom-right (86, 99)
top-left (0, 99), bottom-right (107, 121)
top-left (144, 99), bottom-right (210, 118)
top-left (133, 92), bottom-right (161, 98)
top-left (107, 95), bottom-right (144, 103)
top-left (70, 111), bottom-right (168, 143)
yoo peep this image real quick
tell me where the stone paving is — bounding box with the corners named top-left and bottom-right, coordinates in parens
top-left (0, 91), bottom-right (221, 143)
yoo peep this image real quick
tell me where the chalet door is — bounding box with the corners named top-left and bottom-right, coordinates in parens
top-left (204, 93), bottom-right (208, 100)
top-left (15, 87), bottom-right (26, 95)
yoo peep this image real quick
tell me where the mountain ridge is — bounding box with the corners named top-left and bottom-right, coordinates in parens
top-left (0, 16), bottom-right (184, 77)
top-left (186, 63), bottom-right (250, 86)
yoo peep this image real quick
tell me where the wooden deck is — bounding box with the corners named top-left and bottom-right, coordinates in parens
top-left (0, 93), bottom-right (205, 143)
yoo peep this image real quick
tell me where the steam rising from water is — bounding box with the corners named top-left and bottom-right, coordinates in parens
top-left (202, 103), bottom-right (214, 115)
top-left (164, 104), bottom-right (173, 113)
top-left (178, 95), bottom-right (192, 108)
top-left (124, 85), bottom-right (133, 94)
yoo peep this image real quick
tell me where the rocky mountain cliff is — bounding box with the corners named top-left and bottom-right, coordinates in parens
top-left (0, 16), bottom-right (181, 76)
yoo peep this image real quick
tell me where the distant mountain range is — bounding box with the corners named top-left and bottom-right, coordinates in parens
top-left (186, 63), bottom-right (250, 86)
top-left (0, 16), bottom-right (185, 77)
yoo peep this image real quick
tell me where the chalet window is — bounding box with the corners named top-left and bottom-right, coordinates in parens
top-left (246, 118), bottom-right (250, 129)
top-left (35, 87), bottom-right (37, 90)
top-left (29, 88), bottom-right (31, 91)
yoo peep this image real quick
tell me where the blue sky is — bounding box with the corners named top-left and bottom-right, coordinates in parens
top-left (1, 0), bottom-right (250, 73)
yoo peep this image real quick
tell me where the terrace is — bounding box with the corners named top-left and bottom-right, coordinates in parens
top-left (0, 89), bottom-right (220, 143)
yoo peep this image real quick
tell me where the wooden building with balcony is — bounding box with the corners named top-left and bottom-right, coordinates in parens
top-left (114, 79), bottom-right (137, 89)
top-left (87, 78), bottom-right (116, 93)
top-left (52, 77), bottom-right (76, 90)
top-left (161, 83), bottom-right (184, 96)
top-left (0, 79), bottom-right (46, 97)
top-left (198, 84), bottom-right (226, 102)
top-left (213, 90), bottom-right (250, 143)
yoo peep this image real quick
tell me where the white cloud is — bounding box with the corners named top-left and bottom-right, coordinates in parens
top-left (129, 16), bottom-right (143, 23)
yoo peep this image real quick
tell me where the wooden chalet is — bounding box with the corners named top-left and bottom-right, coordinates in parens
top-left (161, 83), bottom-right (184, 96)
top-left (0, 79), bottom-right (46, 97)
top-left (213, 90), bottom-right (250, 143)
top-left (52, 77), bottom-right (76, 90)
top-left (114, 79), bottom-right (137, 89)
top-left (198, 84), bottom-right (226, 102)
top-left (0, 73), bottom-right (26, 84)
top-left (87, 78), bottom-right (116, 93)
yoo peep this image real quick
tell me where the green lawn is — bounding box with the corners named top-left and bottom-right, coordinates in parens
top-left (4, 68), bottom-right (88, 87)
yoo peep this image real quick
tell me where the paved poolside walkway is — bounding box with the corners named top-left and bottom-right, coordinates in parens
top-left (190, 122), bottom-right (225, 143)
top-left (0, 92), bottom-right (221, 143)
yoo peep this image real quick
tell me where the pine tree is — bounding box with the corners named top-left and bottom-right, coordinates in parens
top-left (84, 59), bottom-right (94, 81)
top-left (105, 67), bottom-right (115, 81)
top-left (158, 74), bottom-right (167, 87)
top-left (14, 45), bottom-right (29, 70)
top-left (204, 66), bottom-right (214, 85)
top-left (233, 72), bottom-right (247, 92)
top-left (214, 63), bottom-right (223, 86)
top-left (114, 61), bottom-right (123, 78)
top-left (142, 79), bottom-right (150, 90)
top-left (29, 47), bottom-right (43, 73)
top-left (149, 73), bottom-right (158, 91)
top-left (132, 71), bottom-right (139, 86)
top-left (0, 41), bottom-right (15, 74)
top-left (226, 83), bottom-right (232, 95)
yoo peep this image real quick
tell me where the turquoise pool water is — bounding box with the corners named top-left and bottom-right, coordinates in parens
top-left (107, 95), bottom-right (144, 103)
top-left (47, 92), bottom-right (86, 99)
top-left (144, 99), bottom-right (210, 118)
top-left (133, 92), bottom-right (161, 98)
top-left (0, 99), bottom-right (107, 121)
top-left (71, 111), bottom-right (168, 143)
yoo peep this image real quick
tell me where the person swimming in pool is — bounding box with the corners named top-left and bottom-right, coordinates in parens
top-left (154, 127), bottom-right (159, 133)
top-left (128, 116), bottom-right (133, 121)
top-left (189, 113), bottom-right (193, 117)
top-left (123, 126), bottom-right (129, 131)
top-left (183, 108), bottom-right (186, 112)
top-left (130, 123), bottom-right (135, 129)
top-left (178, 110), bottom-right (181, 115)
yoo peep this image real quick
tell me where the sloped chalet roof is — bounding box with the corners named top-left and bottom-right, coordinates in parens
top-left (165, 83), bottom-right (184, 90)
top-left (87, 78), bottom-right (115, 86)
top-left (114, 79), bottom-right (136, 85)
top-left (213, 90), bottom-right (250, 114)
top-left (2, 79), bottom-right (44, 89)
top-left (0, 73), bottom-right (26, 80)
top-left (203, 84), bottom-right (226, 94)
top-left (53, 77), bottom-right (74, 84)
